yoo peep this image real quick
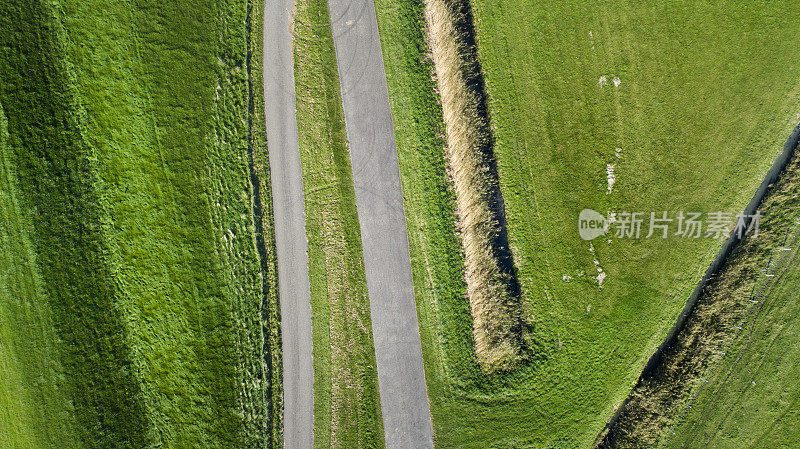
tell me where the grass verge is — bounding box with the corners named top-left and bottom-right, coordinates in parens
top-left (293, 0), bottom-right (385, 446)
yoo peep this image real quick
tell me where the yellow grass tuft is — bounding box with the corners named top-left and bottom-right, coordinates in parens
top-left (423, 0), bottom-right (524, 372)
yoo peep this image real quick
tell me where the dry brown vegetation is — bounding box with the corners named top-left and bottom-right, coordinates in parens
top-left (423, 0), bottom-right (524, 371)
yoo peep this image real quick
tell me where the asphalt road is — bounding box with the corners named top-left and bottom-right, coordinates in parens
top-left (326, 0), bottom-right (435, 447)
top-left (262, 1), bottom-right (315, 447)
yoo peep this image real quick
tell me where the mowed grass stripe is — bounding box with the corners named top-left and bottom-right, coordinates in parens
top-left (0, 101), bottom-right (81, 447)
top-left (0, 0), bottom-right (149, 444)
top-left (293, 0), bottom-right (385, 446)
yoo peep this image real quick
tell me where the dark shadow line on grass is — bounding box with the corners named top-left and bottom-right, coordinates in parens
top-left (246, 1), bottom-right (281, 445)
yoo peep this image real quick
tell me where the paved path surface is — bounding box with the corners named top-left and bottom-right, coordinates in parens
top-left (262, 1), bottom-right (315, 447)
top-left (326, 0), bottom-right (435, 447)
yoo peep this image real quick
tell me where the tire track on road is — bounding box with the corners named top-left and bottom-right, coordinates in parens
top-left (326, 0), bottom-right (435, 446)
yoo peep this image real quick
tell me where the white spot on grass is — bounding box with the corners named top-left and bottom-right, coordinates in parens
top-left (586, 304), bottom-right (592, 313)
top-left (598, 76), bottom-right (608, 87)
top-left (590, 244), bottom-right (607, 286)
top-left (596, 270), bottom-right (606, 286)
top-left (613, 77), bottom-right (621, 87)
top-left (606, 164), bottom-right (616, 194)
top-left (605, 212), bottom-right (616, 239)
top-left (562, 275), bottom-right (572, 282)
top-left (615, 147), bottom-right (623, 158)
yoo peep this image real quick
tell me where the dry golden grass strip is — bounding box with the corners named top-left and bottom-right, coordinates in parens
top-left (423, 0), bottom-right (523, 371)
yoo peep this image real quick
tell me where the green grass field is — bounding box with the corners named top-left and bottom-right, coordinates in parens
top-left (663, 160), bottom-right (800, 448)
top-left (0, 99), bottom-right (82, 448)
top-left (3, 0), bottom-right (800, 446)
top-left (293, 0), bottom-right (385, 446)
top-left (597, 151), bottom-right (800, 448)
top-left (666, 254), bottom-right (800, 448)
top-left (0, 0), bottom-right (279, 446)
top-left (375, 0), bottom-right (800, 446)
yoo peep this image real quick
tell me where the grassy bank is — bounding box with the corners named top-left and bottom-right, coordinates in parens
top-left (423, 0), bottom-right (525, 372)
top-left (599, 151), bottom-right (800, 447)
top-left (375, 0), bottom-right (800, 446)
top-left (659, 154), bottom-right (800, 448)
top-left (0, 0), bottom-right (278, 446)
top-left (293, 0), bottom-right (385, 446)
top-left (0, 100), bottom-right (81, 448)
top-left (0, 2), bottom-right (149, 444)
